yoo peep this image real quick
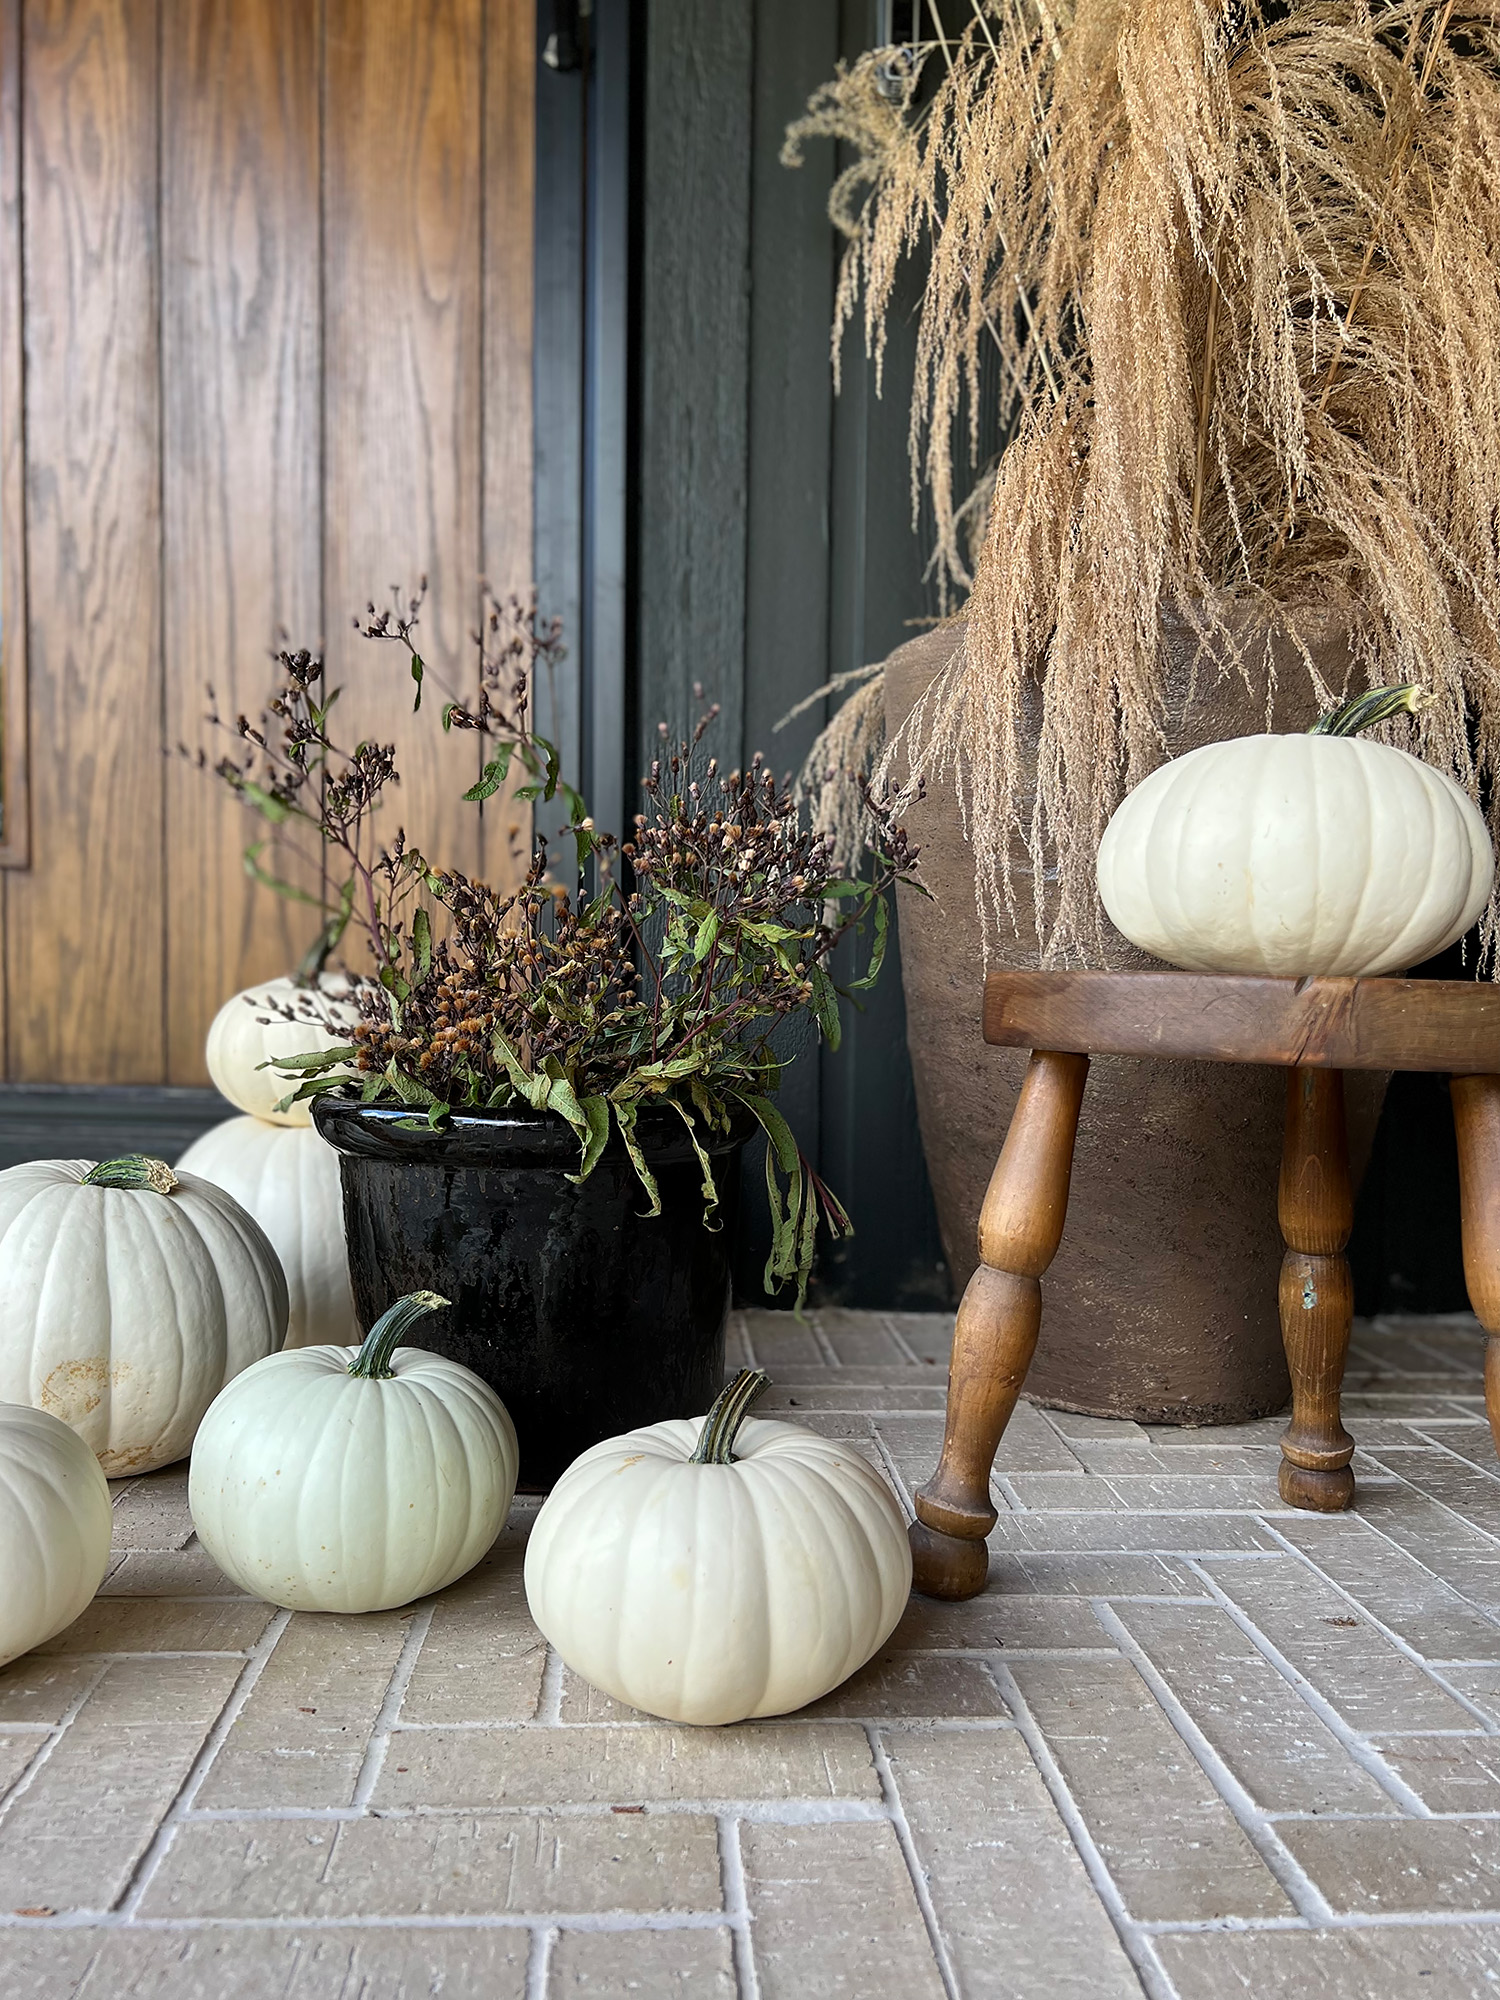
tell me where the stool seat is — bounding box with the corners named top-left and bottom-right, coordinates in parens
top-left (910, 970), bottom-right (1500, 1602)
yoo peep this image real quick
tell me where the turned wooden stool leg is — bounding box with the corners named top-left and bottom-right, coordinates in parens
top-left (1450, 1075), bottom-right (1500, 1455)
top-left (1277, 1065), bottom-right (1357, 1511)
top-left (911, 1048), bottom-right (1090, 1600)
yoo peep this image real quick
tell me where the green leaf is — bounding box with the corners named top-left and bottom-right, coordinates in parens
top-left (849, 894), bottom-right (889, 991)
top-left (410, 654), bottom-right (424, 711)
top-left (257, 1044), bottom-right (359, 1074)
top-left (665, 1100), bottom-right (721, 1223)
top-left (810, 963), bottom-right (841, 1051)
top-left (242, 842), bottom-right (331, 909)
top-left (238, 782), bottom-right (294, 826)
top-left (492, 1034), bottom-right (551, 1111)
top-left (462, 743), bottom-right (515, 804)
top-left (412, 906), bottom-right (433, 982)
top-left (612, 1101), bottom-right (662, 1217)
top-left (566, 1094), bottom-right (611, 1184)
top-left (692, 910), bottom-right (719, 964)
top-left (426, 1099), bottom-right (450, 1130)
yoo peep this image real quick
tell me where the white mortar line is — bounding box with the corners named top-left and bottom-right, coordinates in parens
top-left (352, 1604), bottom-right (435, 1808)
top-left (807, 1316), bottom-right (842, 1369)
top-left (1091, 1601), bottom-right (1336, 1923)
top-left (717, 1814), bottom-right (761, 2000)
top-left (869, 1430), bottom-right (915, 1518)
top-left (116, 1606), bottom-right (292, 1919)
top-left (0, 1664), bottom-right (109, 1829)
top-left (1184, 1561), bottom-right (1438, 1812)
top-left (987, 1659), bottom-right (1174, 2000)
top-left (865, 1726), bottom-right (961, 2000)
top-left (524, 1922), bottom-right (557, 1999)
top-left (1254, 1521), bottom-right (1500, 1734)
top-left (536, 1646), bottom-right (566, 1725)
top-left (881, 1315), bottom-right (925, 1367)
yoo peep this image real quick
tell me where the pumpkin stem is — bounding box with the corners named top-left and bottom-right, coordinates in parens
top-left (690, 1368), bottom-right (771, 1465)
top-left (347, 1290), bottom-right (451, 1380)
top-left (1307, 684), bottom-right (1436, 738)
top-left (80, 1155), bottom-right (179, 1194)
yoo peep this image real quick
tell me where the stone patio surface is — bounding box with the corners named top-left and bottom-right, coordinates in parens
top-left (5, 1313), bottom-right (1500, 1996)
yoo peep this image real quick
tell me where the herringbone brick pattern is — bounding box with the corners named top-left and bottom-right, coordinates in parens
top-left (3, 1313), bottom-right (1500, 1996)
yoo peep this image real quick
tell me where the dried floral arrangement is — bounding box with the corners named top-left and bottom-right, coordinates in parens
top-left (200, 590), bottom-right (916, 1303)
top-left (784, 0), bottom-right (1500, 963)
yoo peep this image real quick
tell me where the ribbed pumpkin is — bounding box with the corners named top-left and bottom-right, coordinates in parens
top-left (524, 1370), bottom-right (913, 1725)
top-left (177, 1117), bottom-right (356, 1349)
top-left (205, 976), bottom-right (360, 1127)
top-left (0, 1156), bottom-right (288, 1474)
top-left (1097, 687), bottom-right (1495, 977)
top-left (0, 1401), bottom-right (113, 1666)
top-left (189, 1292), bottom-right (518, 1613)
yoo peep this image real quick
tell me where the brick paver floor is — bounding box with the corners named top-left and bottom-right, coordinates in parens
top-left (5, 1311), bottom-right (1500, 1995)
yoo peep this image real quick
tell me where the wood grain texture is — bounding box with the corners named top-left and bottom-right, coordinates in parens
top-left (323, 0), bottom-right (484, 892)
top-left (636, 0), bottom-right (753, 767)
top-left (1453, 1074), bottom-right (1500, 1332)
top-left (479, 0), bottom-right (533, 890)
top-left (9, 0), bottom-right (164, 1081)
top-left (984, 970), bottom-right (1500, 1074)
top-left (161, 0), bottom-right (322, 1082)
top-left (913, 1050), bottom-right (1088, 1599)
top-left (1277, 1068), bottom-right (1357, 1511)
top-left (0, 0), bottom-right (28, 887)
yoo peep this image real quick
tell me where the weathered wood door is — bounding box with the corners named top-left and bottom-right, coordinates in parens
top-left (0, 0), bottom-right (533, 1083)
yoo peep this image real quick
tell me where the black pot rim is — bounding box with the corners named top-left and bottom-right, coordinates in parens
top-left (313, 1090), bottom-right (756, 1170)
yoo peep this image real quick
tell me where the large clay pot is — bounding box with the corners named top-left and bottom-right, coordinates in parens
top-left (885, 616), bottom-right (1384, 1423)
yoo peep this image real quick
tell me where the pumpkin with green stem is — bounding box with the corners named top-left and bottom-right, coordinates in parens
top-left (1096, 687), bottom-right (1495, 978)
top-left (189, 1292), bottom-right (518, 1613)
top-left (0, 1156), bottom-right (287, 1475)
top-left (524, 1369), bottom-right (912, 1725)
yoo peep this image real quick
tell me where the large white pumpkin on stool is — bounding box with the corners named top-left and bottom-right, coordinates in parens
top-left (177, 1117), bottom-right (356, 1349)
top-left (0, 1402), bottom-right (113, 1666)
top-left (524, 1369), bottom-right (913, 1725)
top-left (205, 976), bottom-right (360, 1127)
top-left (1097, 685), bottom-right (1495, 977)
top-left (189, 1291), bottom-right (518, 1613)
top-left (0, 1156), bottom-right (288, 1474)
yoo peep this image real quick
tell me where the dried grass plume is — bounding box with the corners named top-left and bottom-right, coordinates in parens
top-left (786, 0), bottom-right (1500, 964)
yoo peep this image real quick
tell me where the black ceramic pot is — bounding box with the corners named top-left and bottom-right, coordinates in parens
top-left (313, 1097), bottom-right (748, 1489)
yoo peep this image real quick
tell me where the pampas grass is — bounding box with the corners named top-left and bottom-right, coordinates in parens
top-left (784, 0), bottom-right (1500, 964)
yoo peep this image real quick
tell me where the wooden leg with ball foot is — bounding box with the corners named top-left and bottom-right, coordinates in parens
top-left (911, 1049), bottom-right (1090, 1599)
top-left (1277, 1065), bottom-right (1357, 1511)
top-left (1451, 1075), bottom-right (1500, 1462)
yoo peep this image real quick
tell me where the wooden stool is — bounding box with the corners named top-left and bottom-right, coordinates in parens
top-left (910, 971), bottom-right (1500, 1602)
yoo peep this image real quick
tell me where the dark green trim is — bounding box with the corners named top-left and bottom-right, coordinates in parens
top-left (0, 1086), bottom-right (233, 1172)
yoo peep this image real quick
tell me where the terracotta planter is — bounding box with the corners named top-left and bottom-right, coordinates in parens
top-left (885, 618), bottom-right (1384, 1423)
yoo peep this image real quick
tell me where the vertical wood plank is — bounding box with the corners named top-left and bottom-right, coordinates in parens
top-left (480, 0), bottom-right (533, 888)
top-left (1, 0), bottom-right (29, 893)
top-left (161, 0), bottom-right (323, 1083)
top-left (10, 0), bottom-right (164, 1082)
top-left (323, 0), bottom-right (484, 905)
top-left (636, 0), bottom-right (753, 769)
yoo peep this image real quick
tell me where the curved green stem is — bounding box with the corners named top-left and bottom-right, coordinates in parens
top-left (690, 1368), bottom-right (771, 1464)
top-left (1307, 684), bottom-right (1434, 738)
top-left (80, 1156), bottom-right (179, 1194)
top-left (347, 1291), bottom-right (451, 1379)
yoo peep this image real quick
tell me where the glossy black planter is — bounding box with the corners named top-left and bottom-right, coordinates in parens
top-left (314, 1096), bottom-right (746, 1488)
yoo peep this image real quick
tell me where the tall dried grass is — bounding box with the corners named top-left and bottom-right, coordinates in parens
top-left (785, 0), bottom-right (1500, 963)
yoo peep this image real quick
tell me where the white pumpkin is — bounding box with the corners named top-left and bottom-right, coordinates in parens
top-left (0, 1156), bottom-right (288, 1476)
top-left (206, 975), bottom-right (360, 1126)
top-left (0, 1402), bottom-right (113, 1666)
top-left (524, 1369), bottom-right (913, 1725)
top-left (1097, 687), bottom-right (1495, 978)
top-left (189, 1292), bottom-right (518, 1613)
top-left (177, 1117), bottom-right (356, 1350)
